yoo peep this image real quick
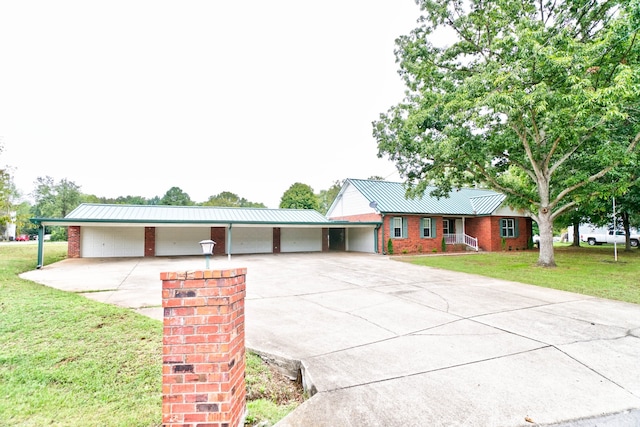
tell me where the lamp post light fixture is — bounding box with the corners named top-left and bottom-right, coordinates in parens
top-left (199, 239), bottom-right (216, 269)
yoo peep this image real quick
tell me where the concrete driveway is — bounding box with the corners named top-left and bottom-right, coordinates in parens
top-left (20, 252), bottom-right (640, 426)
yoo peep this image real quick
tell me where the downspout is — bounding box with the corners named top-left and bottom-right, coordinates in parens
top-left (374, 224), bottom-right (380, 254)
top-left (381, 213), bottom-right (386, 255)
top-left (36, 224), bottom-right (45, 269)
top-left (227, 224), bottom-right (232, 262)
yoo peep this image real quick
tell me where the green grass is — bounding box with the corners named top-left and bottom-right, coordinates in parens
top-left (0, 244), bottom-right (302, 426)
top-left (0, 243), bottom-right (163, 426)
top-left (245, 352), bottom-right (305, 426)
top-left (398, 244), bottom-right (640, 304)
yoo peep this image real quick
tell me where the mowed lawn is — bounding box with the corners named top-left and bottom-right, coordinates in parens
top-left (399, 244), bottom-right (640, 305)
top-left (0, 243), bottom-right (302, 427)
top-left (0, 243), bottom-right (163, 426)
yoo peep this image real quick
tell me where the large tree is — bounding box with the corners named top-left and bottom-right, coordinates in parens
top-left (202, 191), bottom-right (266, 208)
top-left (374, 0), bottom-right (640, 266)
top-left (317, 180), bottom-right (342, 215)
top-left (159, 187), bottom-right (193, 206)
top-left (31, 176), bottom-right (82, 218)
top-left (279, 183), bottom-right (319, 210)
top-left (31, 176), bottom-right (82, 241)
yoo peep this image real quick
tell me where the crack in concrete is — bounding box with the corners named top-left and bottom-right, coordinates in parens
top-left (554, 346), bottom-right (639, 399)
top-left (320, 345), bottom-right (552, 393)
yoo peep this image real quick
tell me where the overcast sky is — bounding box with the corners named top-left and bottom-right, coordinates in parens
top-left (0, 1), bottom-right (424, 208)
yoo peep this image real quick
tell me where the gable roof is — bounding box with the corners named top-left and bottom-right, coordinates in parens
top-left (32, 203), bottom-right (353, 227)
top-left (341, 179), bottom-right (506, 215)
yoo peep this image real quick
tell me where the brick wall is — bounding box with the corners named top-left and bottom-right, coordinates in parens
top-left (67, 226), bottom-right (81, 258)
top-left (381, 215), bottom-right (444, 254)
top-left (145, 227), bottom-right (156, 257)
top-left (161, 269), bottom-right (247, 427)
top-left (379, 215), bottom-right (531, 254)
top-left (465, 217), bottom-right (492, 251)
top-left (329, 213), bottom-right (382, 222)
top-left (466, 216), bottom-right (531, 252)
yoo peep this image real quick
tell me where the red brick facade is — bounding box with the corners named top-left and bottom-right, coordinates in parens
top-left (344, 214), bottom-right (532, 254)
top-left (67, 226), bottom-right (81, 258)
top-left (161, 269), bottom-right (247, 427)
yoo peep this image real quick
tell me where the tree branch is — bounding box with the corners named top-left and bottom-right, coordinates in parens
top-left (551, 130), bottom-right (640, 208)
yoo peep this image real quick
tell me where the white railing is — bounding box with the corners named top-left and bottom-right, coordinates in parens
top-left (444, 233), bottom-right (478, 251)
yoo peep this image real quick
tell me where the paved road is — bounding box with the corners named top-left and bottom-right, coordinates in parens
top-left (21, 253), bottom-right (640, 426)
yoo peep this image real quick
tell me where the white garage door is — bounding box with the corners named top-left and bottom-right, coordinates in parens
top-left (230, 227), bottom-right (272, 254)
top-left (156, 227), bottom-right (211, 256)
top-left (347, 227), bottom-right (375, 253)
top-left (281, 228), bottom-right (322, 253)
top-left (81, 227), bottom-right (144, 258)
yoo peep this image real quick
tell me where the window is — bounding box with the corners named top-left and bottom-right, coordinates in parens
top-left (500, 218), bottom-right (517, 238)
top-left (422, 218), bottom-right (435, 238)
top-left (391, 217), bottom-right (409, 238)
top-left (393, 217), bottom-right (403, 238)
top-left (442, 219), bottom-right (454, 235)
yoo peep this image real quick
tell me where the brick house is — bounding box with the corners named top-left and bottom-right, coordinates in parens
top-left (326, 179), bottom-right (532, 254)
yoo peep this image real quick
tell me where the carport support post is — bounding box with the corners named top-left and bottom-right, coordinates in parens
top-left (161, 268), bottom-right (247, 427)
top-left (36, 224), bottom-right (45, 268)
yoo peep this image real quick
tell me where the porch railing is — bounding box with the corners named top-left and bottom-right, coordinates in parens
top-left (444, 233), bottom-right (478, 251)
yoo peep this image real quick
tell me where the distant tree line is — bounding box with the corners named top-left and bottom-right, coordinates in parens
top-left (0, 163), bottom-right (350, 240)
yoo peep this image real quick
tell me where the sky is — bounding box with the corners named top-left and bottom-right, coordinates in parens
top-left (0, 1), bottom-right (423, 209)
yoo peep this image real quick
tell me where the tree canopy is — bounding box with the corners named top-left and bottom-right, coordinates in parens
top-left (374, 0), bottom-right (640, 266)
top-left (279, 183), bottom-right (319, 210)
top-left (31, 176), bottom-right (82, 218)
top-left (317, 180), bottom-right (342, 214)
top-left (159, 187), bottom-right (193, 206)
top-left (202, 191), bottom-right (266, 208)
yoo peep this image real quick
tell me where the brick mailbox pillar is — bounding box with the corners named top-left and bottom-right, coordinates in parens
top-left (161, 268), bottom-right (247, 427)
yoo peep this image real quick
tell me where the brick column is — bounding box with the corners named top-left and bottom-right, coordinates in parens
top-left (273, 227), bottom-right (281, 253)
top-left (145, 227), bottom-right (156, 257)
top-left (211, 227), bottom-right (226, 255)
top-left (67, 226), bottom-right (81, 258)
top-left (161, 269), bottom-right (247, 427)
top-left (322, 228), bottom-right (329, 252)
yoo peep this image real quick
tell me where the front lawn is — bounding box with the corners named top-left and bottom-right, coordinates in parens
top-left (399, 244), bottom-right (640, 304)
top-left (0, 243), bottom-right (302, 426)
top-left (0, 243), bottom-right (163, 426)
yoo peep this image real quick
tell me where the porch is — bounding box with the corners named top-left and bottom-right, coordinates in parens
top-left (443, 217), bottom-right (478, 251)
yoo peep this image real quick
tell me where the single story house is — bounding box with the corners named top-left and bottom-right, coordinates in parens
top-left (30, 179), bottom-right (532, 264)
top-left (326, 179), bottom-right (533, 254)
top-left (30, 203), bottom-right (379, 266)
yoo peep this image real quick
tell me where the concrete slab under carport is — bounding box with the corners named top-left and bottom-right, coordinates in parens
top-left (19, 252), bottom-right (640, 426)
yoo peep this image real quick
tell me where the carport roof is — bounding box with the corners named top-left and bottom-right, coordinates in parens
top-left (31, 203), bottom-right (378, 227)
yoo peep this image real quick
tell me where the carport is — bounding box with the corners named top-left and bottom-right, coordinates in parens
top-left (30, 203), bottom-right (380, 266)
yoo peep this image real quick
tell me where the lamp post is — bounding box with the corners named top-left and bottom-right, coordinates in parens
top-left (199, 239), bottom-right (216, 269)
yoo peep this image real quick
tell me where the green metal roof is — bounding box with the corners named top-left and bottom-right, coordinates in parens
top-left (345, 179), bottom-right (506, 215)
top-left (32, 203), bottom-right (372, 226)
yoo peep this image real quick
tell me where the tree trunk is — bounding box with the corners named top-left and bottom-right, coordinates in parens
top-left (537, 210), bottom-right (556, 267)
top-left (571, 220), bottom-right (580, 247)
top-left (622, 212), bottom-right (632, 251)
